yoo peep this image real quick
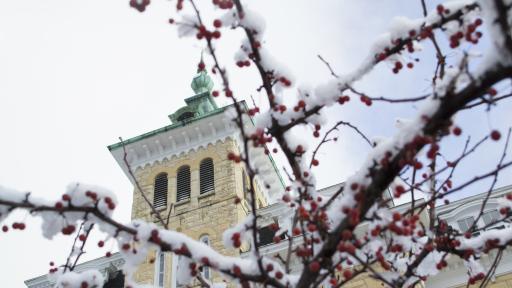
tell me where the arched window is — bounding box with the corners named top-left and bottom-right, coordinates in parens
top-left (200, 158), bottom-right (214, 194)
top-left (199, 235), bottom-right (211, 279)
top-left (177, 165), bottom-right (191, 202)
top-left (177, 111), bottom-right (194, 121)
top-left (153, 173), bottom-right (168, 209)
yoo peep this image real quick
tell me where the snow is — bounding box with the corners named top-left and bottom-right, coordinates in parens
top-left (3, 0), bottom-right (512, 286)
top-left (0, 185), bottom-right (28, 223)
top-left (177, 14), bottom-right (199, 38)
top-left (54, 270), bottom-right (104, 288)
top-left (222, 214), bottom-right (254, 249)
top-left (239, 8), bottom-right (266, 36)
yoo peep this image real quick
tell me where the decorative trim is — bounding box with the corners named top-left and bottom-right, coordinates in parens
top-left (198, 191), bottom-right (215, 200)
top-left (175, 199), bottom-right (191, 207)
top-left (25, 253), bottom-right (125, 288)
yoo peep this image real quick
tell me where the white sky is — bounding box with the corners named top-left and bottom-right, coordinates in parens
top-left (0, 1), bottom-right (511, 287)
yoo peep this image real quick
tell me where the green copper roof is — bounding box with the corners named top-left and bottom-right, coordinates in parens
top-left (168, 71), bottom-right (218, 124)
top-left (107, 68), bottom-right (286, 190)
top-left (191, 70), bottom-right (214, 94)
top-left (107, 103), bottom-right (228, 151)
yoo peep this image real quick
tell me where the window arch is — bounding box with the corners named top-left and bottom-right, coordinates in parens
top-left (200, 158), bottom-right (214, 194)
top-left (153, 173), bottom-right (168, 209)
top-left (177, 165), bottom-right (191, 202)
top-left (199, 235), bottom-right (211, 279)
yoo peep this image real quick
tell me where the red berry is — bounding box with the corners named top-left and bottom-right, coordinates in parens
top-left (311, 159), bottom-right (319, 166)
top-left (2, 225), bottom-right (7, 232)
top-left (377, 53), bottom-right (387, 61)
top-left (198, 62), bottom-right (205, 71)
top-left (212, 31), bottom-right (221, 39)
top-left (106, 251), bottom-right (112, 257)
top-left (98, 240), bottom-right (105, 247)
top-left (491, 130), bottom-right (501, 141)
top-left (201, 257), bottom-right (209, 265)
top-left (79, 234), bottom-right (87, 242)
top-left (62, 194), bottom-right (71, 201)
top-left (436, 4), bottom-right (444, 14)
top-left (81, 282), bottom-right (88, 288)
top-left (212, 90), bottom-right (219, 97)
top-left (62, 225), bottom-right (76, 235)
top-left (488, 87), bottom-right (497, 96)
top-left (86, 191), bottom-right (97, 200)
top-left (213, 19), bottom-right (222, 28)
top-left (232, 265), bottom-right (241, 276)
top-left (231, 232), bottom-right (241, 241)
top-left (343, 270), bottom-right (352, 279)
top-left (122, 243), bottom-right (131, 250)
top-left (452, 126), bottom-right (462, 136)
top-left (309, 261), bottom-right (320, 272)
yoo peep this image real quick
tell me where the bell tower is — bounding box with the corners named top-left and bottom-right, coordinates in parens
top-left (108, 70), bottom-right (284, 287)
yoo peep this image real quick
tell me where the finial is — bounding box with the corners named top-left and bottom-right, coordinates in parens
top-left (191, 52), bottom-right (213, 94)
top-left (197, 51), bottom-right (205, 73)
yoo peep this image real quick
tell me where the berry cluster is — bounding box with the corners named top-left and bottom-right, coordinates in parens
top-left (231, 232), bottom-right (241, 248)
top-left (337, 95), bottom-right (350, 105)
top-left (196, 25), bottom-right (222, 41)
top-left (227, 152), bottom-right (241, 163)
top-left (359, 95), bottom-right (372, 106)
top-left (449, 18), bottom-right (483, 48)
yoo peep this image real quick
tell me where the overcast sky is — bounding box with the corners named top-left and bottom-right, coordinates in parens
top-left (1, 1), bottom-right (511, 287)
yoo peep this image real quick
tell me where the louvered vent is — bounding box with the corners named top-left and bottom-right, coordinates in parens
top-left (153, 173), bottom-right (168, 209)
top-left (177, 166), bottom-right (191, 202)
top-left (200, 158), bottom-right (214, 194)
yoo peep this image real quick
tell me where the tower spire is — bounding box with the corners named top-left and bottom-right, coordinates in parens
top-left (191, 53), bottom-right (214, 94)
top-left (197, 51), bottom-right (205, 73)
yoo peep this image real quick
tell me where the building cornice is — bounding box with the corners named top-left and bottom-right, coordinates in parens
top-left (109, 102), bottom-right (285, 201)
top-left (436, 184), bottom-right (512, 217)
top-left (24, 253), bottom-right (125, 288)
